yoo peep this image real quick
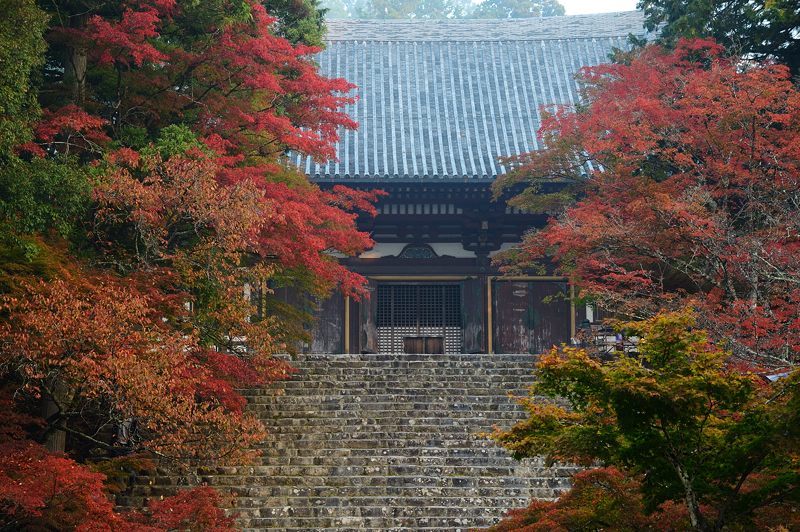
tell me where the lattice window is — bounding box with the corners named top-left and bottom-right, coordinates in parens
top-left (398, 244), bottom-right (437, 259)
top-left (376, 284), bottom-right (462, 354)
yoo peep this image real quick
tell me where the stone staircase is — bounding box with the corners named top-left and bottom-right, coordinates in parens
top-left (125, 354), bottom-right (576, 530)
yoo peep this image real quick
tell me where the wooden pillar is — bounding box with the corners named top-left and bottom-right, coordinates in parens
top-left (570, 284), bottom-right (576, 339)
top-left (344, 295), bottom-right (350, 353)
top-left (360, 279), bottom-right (378, 353)
top-left (487, 276), bottom-right (494, 354)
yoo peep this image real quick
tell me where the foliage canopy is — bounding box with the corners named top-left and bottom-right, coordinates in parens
top-left (491, 312), bottom-right (800, 531)
top-left (494, 39), bottom-right (800, 368)
top-left (0, 0), bottom-right (377, 527)
top-left (639, 0), bottom-right (800, 75)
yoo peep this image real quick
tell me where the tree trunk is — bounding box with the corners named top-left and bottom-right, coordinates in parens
top-left (64, 13), bottom-right (88, 105)
top-left (41, 379), bottom-right (71, 453)
top-left (675, 461), bottom-right (707, 531)
top-left (64, 46), bottom-right (87, 105)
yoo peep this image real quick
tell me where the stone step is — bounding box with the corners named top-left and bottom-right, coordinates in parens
top-left (135, 462), bottom-right (561, 481)
top-left (261, 422), bottom-right (519, 433)
top-left (258, 399), bottom-right (525, 406)
top-left (238, 516), bottom-right (503, 530)
top-left (273, 455), bottom-right (542, 467)
top-left (255, 441), bottom-right (516, 451)
top-left (131, 479), bottom-right (558, 496)
top-left (234, 502), bottom-right (533, 517)
top-left (254, 401), bottom-right (527, 408)
top-left (120, 353), bottom-right (575, 529)
top-left (255, 446), bottom-right (523, 460)
top-left (251, 387), bottom-right (532, 397)
top-left (232, 485), bottom-right (536, 498)
top-left (140, 456), bottom-right (548, 476)
top-left (273, 370), bottom-right (531, 377)
top-left (255, 430), bottom-right (516, 440)
top-left (256, 411), bottom-right (523, 418)
top-left (130, 484), bottom-right (561, 500)
top-left (265, 415), bottom-right (519, 424)
top-left (142, 465), bottom-right (548, 482)
top-left (255, 416), bottom-right (525, 425)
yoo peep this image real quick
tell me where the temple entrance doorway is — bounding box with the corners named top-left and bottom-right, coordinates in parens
top-left (376, 283), bottom-right (462, 354)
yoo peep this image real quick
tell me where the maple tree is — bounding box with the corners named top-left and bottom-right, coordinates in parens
top-left (32, 0), bottom-right (380, 298)
top-left (488, 468), bottom-right (664, 531)
top-left (490, 312), bottom-right (800, 531)
top-left (0, 0), bottom-right (378, 526)
top-left (0, 392), bottom-right (235, 530)
top-left (1, 275), bottom-right (280, 463)
top-left (494, 39), bottom-right (800, 368)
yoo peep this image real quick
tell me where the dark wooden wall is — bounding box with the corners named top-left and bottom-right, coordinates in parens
top-left (492, 280), bottom-right (571, 354)
top-left (269, 286), bottom-right (344, 354)
top-left (309, 294), bottom-right (344, 353)
top-left (282, 278), bottom-right (574, 354)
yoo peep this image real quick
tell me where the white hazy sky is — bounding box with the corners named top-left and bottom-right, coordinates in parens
top-left (560, 0), bottom-right (638, 15)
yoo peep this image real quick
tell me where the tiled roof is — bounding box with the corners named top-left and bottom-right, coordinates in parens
top-left (295, 11), bottom-right (647, 182)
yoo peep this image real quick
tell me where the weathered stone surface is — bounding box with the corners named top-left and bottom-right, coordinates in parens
top-left (122, 353), bottom-right (577, 530)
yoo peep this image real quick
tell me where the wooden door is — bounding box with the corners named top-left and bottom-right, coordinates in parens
top-left (492, 280), bottom-right (571, 354)
top-left (403, 336), bottom-right (444, 354)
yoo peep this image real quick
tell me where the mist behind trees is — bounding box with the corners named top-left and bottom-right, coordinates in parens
top-left (321, 0), bottom-right (566, 19)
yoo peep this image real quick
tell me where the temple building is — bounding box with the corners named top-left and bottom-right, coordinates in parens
top-left (287, 12), bottom-right (647, 355)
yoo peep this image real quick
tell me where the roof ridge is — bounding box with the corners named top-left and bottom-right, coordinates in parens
top-left (328, 11), bottom-right (640, 23)
top-left (325, 36), bottom-right (635, 43)
top-left (325, 11), bottom-right (647, 42)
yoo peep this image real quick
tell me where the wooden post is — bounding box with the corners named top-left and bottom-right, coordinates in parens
top-left (570, 284), bottom-right (576, 339)
top-left (487, 276), bottom-right (493, 354)
top-left (344, 295), bottom-right (350, 354)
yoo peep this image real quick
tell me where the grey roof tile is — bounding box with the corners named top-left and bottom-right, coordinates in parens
top-left (298, 11), bottom-right (648, 182)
